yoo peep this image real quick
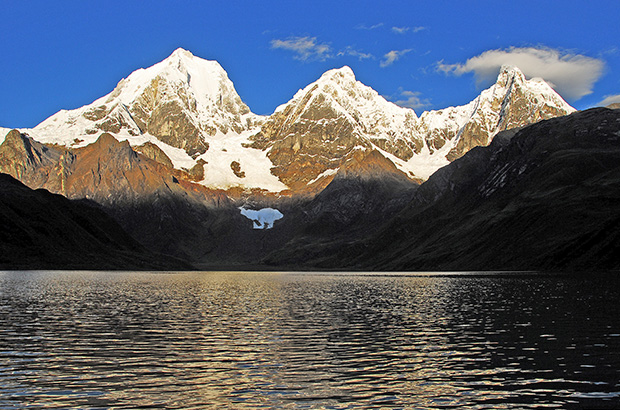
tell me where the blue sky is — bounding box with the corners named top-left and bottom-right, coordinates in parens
top-left (1, 0), bottom-right (619, 128)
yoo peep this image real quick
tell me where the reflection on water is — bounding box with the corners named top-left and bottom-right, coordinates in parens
top-left (0, 271), bottom-right (619, 409)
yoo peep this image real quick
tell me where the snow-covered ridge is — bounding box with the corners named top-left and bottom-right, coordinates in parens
top-left (22, 48), bottom-right (287, 192)
top-left (278, 66), bottom-right (418, 141)
top-left (4, 50), bottom-right (575, 193)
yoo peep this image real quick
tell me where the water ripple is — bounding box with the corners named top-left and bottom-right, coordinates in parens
top-left (0, 271), bottom-right (619, 409)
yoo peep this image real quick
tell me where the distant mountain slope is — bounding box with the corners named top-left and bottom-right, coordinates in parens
top-left (0, 173), bottom-right (190, 270)
top-left (267, 108), bottom-right (620, 271)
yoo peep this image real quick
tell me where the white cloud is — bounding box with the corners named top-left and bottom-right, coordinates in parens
top-left (598, 94), bottom-right (620, 107)
top-left (392, 26), bottom-right (426, 34)
top-left (337, 46), bottom-right (374, 61)
top-left (391, 89), bottom-right (431, 110)
top-left (271, 36), bottom-right (332, 61)
top-left (356, 23), bottom-right (384, 30)
top-left (437, 47), bottom-right (605, 101)
top-left (381, 49), bottom-right (412, 67)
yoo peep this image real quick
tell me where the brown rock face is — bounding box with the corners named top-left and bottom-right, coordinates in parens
top-left (251, 109), bottom-right (366, 191)
top-left (0, 131), bottom-right (226, 207)
top-left (230, 161), bottom-right (245, 178)
top-left (0, 130), bottom-right (74, 194)
top-left (147, 101), bottom-right (208, 158)
top-left (134, 141), bottom-right (174, 168)
top-left (184, 159), bottom-right (206, 181)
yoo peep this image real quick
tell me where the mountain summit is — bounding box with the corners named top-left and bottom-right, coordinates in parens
top-left (7, 49), bottom-right (574, 194)
top-left (415, 64), bottom-right (575, 164)
top-left (249, 64), bottom-right (574, 190)
top-left (28, 48), bottom-right (285, 192)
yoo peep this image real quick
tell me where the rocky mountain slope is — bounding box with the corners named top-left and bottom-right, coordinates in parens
top-left (266, 108), bottom-right (620, 271)
top-left (0, 49), bottom-right (584, 269)
top-left (0, 173), bottom-right (190, 270)
top-left (0, 129), bottom-right (245, 261)
top-left (8, 49), bottom-right (573, 196)
top-left (250, 64), bottom-right (574, 192)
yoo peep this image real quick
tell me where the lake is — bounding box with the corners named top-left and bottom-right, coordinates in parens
top-left (0, 271), bottom-right (619, 409)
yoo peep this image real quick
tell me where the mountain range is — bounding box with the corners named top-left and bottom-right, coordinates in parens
top-left (2, 48), bottom-right (617, 271)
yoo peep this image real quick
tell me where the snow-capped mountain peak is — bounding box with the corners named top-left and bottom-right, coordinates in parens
top-left (21, 48), bottom-right (290, 192)
top-left (6, 49), bottom-right (575, 195)
top-left (251, 63), bottom-right (575, 189)
top-left (250, 66), bottom-right (423, 190)
top-left (32, 48), bottom-right (260, 148)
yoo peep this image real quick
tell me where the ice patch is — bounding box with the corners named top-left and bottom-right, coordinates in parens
top-left (307, 168), bottom-right (338, 185)
top-left (0, 127), bottom-right (12, 144)
top-left (239, 207), bottom-right (284, 229)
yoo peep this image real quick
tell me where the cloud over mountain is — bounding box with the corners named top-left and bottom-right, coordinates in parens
top-left (598, 94), bottom-right (620, 107)
top-left (391, 89), bottom-right (431, 110)
top-left (271, 36), bottom-right (332, 61)
top-left (391, 26), bottom-right (426, 34)
top-left (381, 49), bottom-right (412, 67)
top-left (438, 47), bottom-right (605, 101)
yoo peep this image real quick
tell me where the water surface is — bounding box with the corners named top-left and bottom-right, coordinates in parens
top-left (0, 271), bottom-right (619, 409)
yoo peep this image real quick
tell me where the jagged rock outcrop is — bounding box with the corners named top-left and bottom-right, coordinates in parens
top-left (134, 141), bottom-right (174, 168)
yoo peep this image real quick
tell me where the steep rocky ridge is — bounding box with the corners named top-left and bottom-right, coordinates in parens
top-left (267, 108), bottom-right (620, 271)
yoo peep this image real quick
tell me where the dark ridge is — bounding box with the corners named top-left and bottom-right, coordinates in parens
top-left (0, 173), bottom-right (192, 270)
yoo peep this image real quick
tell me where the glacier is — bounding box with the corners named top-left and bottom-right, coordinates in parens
top-left (239, 207), bottom-right (284, 229)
